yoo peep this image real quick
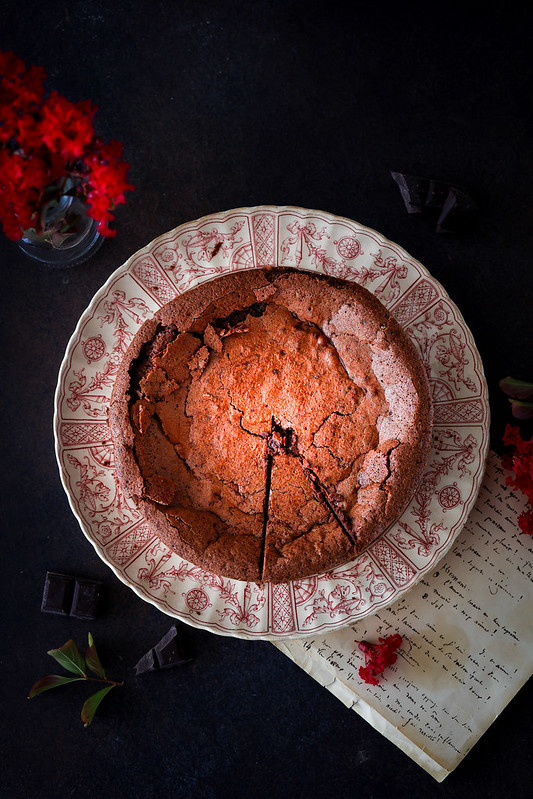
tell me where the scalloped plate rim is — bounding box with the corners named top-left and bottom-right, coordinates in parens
top-left (53, 205), bottom-right (490, 640)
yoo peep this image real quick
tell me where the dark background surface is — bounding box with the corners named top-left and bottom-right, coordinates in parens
top-left (1, 2), bottom-right (532, 798)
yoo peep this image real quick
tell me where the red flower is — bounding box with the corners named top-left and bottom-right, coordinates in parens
top-left (0, 50), bottom-right (133, 241)
top-left (0, 51), bottom-right (46, 107)
top-left (356, 633), bottom-right (403, 685)
top-left (39, 92), bottom-right (96, 160)
top-left (0, 149), bottom-right (43, 238)
top-left (518, 508), bottom-right (533, 535)
top-left (0, 52), bottom-right (46, 146)
top-left (84, 140), bottom-right (134, 236)
top-left (502, 425), bottom-right (533, 534)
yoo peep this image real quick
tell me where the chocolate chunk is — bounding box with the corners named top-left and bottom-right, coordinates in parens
top-left (436, 187), bottom-right (479, 232)
top-left (40, 571), bottom-right (102, 618)
top-left (391, 171), bottom-right (430, 213)
top-left (425, 179), bottom-right (453, 209)
top-left (154, 625), bottom-right (191, 668)
top-left (70, 577), bottom-right (102, 619)
top-left (134, 648), bottom-right (157, 675)
top-left (41, 571), bottom-right (74, 615)
top-left (392, 171), bottom-right (478, 232)
top-left (134, 626), bottom-right (192, 675)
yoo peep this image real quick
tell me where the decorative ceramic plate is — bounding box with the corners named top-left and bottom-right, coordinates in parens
top-left (54, 206), bottom-right (489, 639)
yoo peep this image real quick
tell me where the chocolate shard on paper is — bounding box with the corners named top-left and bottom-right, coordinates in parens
top-left (134, 625), bottom-right (192, 675)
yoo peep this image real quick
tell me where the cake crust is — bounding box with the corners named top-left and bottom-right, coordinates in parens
top-left (109, 268), bottom-right (433, 582)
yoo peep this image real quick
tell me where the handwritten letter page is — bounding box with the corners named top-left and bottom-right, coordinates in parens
top-left (274, 452), bottom-right (533, 781)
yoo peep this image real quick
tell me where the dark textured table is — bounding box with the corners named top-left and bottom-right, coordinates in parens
top-left (2, 3), bottom-right (532, 798)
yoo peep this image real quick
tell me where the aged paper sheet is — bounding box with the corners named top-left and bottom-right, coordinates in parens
top-left (274, 451), bottom-right (533, 781)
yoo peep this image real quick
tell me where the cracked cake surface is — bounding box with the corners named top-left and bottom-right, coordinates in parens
top-left (109, 267), bottom-right (433, 583)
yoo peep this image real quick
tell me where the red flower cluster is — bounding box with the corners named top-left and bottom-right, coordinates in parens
top-left (357, 633), bottom-right (403, 685)
top-left (0, 51), bottom-right (133, 240)
top-left (502, 425), bottom-right (533, 535)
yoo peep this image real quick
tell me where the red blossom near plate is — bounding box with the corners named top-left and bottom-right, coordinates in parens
top-left (502, 424), bottom-right (533, 534)
top-left (357, 633), bottom-right (403, 685)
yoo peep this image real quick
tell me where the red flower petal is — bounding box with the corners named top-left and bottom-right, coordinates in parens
top-left (501, 426), bottom-right (533, 533)
top-left (39, 91), bottom-right (96, 160)
top-left (356, 634), bottom-right (403, 684)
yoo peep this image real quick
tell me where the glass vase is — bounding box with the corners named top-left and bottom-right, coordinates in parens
top-left (17, 195), bottom-right (104, 267)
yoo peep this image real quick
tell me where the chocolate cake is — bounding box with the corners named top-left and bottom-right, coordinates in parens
top-left (109, 268), bottom-right (433, 582)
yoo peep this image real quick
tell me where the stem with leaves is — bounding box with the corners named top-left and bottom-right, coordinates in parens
top-left (28, 633), bottom-right (123, 727)
top-left (499, 376), bottom-right (533, 420)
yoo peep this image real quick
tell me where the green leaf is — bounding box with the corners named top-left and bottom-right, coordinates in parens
top-left (85, 634), bottom-right (106, 679)
top-left (28, 674), bottom-right (84, 698)
top-left (499, 376), bottom-right (533, 401)
top-left (81, 685), bottom-right (115, 727)
top-left (509, 398), bottom-right (533, 420)
top-left (47, 639), bottom-right (87, 676)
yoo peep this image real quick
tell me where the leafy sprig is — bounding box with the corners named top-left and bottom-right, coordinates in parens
top-left (28, 633), bottom-right (123, 727)
top-left (499, 376), bottom-right (533, 420)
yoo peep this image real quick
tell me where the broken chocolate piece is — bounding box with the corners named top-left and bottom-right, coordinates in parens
top-left (392, 171), bottom-right (478, 232)
top-left (134, 626), bottom-right (192, 675)
top-left (154, 625), bottom-right (191, 668)
top-left (425, 179), bottom-right (453, 210)
top-left (134, 648), bottom-right (157, 675)
top-left (70, 577), bottom-right (102, 619)
top-left (41, 571), bottom-right (74, 615)
top-left (436, 186), bottom-right (479, 232)
top-left (391, 171), bottom-right (430, 213)
top-left (41, 571), bottom-right (102, 618)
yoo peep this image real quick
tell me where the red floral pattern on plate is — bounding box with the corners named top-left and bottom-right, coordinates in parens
top-left (54, 206), bottom-right (489, 639)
